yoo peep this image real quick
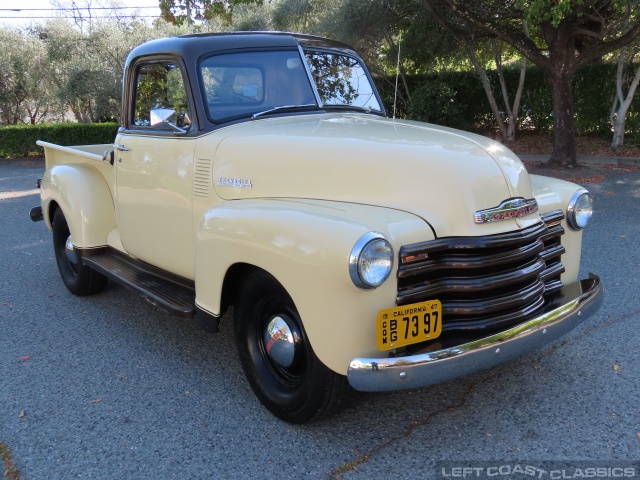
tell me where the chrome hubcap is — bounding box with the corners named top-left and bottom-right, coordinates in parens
top-left (65, 235), bottom-right (78, 266)
top-left (263, 315), bottom-right (301, 369)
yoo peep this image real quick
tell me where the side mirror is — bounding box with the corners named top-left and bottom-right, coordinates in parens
top-left (150, 108), bottom-right (189, 134)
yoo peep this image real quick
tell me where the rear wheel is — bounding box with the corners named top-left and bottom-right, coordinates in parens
top-left (52, 208), bottom-right (108, 296)
top-left (234, 271), bottom-right (349, 423)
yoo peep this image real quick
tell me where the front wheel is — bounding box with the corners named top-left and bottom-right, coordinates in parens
top-left (234, 271), bottom-right (349, 423)
top-left (52, 208), bottom-right (108, 296)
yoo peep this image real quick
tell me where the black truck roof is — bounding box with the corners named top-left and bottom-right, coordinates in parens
top-left (125, 31), bottom-right (359, 69)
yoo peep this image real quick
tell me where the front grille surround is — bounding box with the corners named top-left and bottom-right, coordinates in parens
top-left (397, 211), bottom-right (565, 333)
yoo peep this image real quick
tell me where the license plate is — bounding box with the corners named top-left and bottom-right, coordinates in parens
top-left (376, 300), bottom-right (442, 351)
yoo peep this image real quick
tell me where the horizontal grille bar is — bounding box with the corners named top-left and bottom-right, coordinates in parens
top-left (398, 240), bottom-right (544, 278)
top-left (398, 257), bottom-right (546, 305)
top-left (441, 279), bottom-right (545, 317)
top-left (400, 222), bottom-right (548, 263)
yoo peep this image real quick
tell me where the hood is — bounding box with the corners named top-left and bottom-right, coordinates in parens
top-left (211, 113), bottom-right (539, 237)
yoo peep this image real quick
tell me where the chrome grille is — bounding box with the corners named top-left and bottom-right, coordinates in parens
top-left (397, 211), bottom-right (565, 333)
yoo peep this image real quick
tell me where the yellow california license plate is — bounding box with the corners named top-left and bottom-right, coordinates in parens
top-left (376, 300), bottom-right (442, 351)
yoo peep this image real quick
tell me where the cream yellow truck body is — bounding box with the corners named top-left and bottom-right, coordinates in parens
top-left (34, 32), bottom-right (602, 423)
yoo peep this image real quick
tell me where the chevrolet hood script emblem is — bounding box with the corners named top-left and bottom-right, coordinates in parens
top-left (474, 197), bottom-right (538, 224)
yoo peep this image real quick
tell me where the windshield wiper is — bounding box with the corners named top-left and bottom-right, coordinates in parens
top-left (251, 104), bottom-right (318, 120)
top-left (323, 105), bottom-right (377, 114)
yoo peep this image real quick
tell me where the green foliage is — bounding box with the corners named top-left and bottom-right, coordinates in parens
top-left (0, 123), bottom-right (119, 158)
top-left (160, 0), bottom-right (262, 25)
top-left (407, 81), bottom-right (469, 130)
top-left (378, 62), bottom-right (640, 135)
top-left (574, 64), bottom-right (615, 135)
top-left (377, 71), bottom-right (484, 129)
top-left (519, 0), bottom-right (583, 27)
top-left (518, 0), bottom-right (629, 28)
top-left (514, 68), bottom-right (553, 131)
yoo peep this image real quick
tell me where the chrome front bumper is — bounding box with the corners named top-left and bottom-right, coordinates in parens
top-left (347, 274), bottom-right (603, 392)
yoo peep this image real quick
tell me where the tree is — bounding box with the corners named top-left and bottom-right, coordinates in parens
top-left (424, 4), bottom-right (529, 143)
top-left (0, 29), bottom-right (55, 125)
top-left (423, 0), bottom-right (640, 167)
top-left (0, 29), bottom-right (30, 125)
top-left (159, 0), bottom-right (261, 25)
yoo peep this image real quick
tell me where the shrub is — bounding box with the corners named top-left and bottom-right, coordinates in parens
top-left (375, 62), bottom-right (640, 136)
top-left (408, 81), bottom-right (468, 130)
top-left (0, 123), bottom-right (119, 158)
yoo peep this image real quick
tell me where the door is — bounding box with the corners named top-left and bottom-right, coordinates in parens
top-left (115, 59), bottom-right (197, 280)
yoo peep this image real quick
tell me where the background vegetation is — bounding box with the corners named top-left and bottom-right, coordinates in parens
top-left (0, 123), bottom-right (118, 158)
top-left (2, 0), bottom-right (640, 160)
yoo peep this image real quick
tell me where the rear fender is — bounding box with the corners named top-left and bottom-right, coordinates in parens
top-left (41, 164), bottom-right (116, 249)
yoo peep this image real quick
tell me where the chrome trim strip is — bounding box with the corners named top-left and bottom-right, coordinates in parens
top-left (298, 45), bottom-right (324, 108)
top-left (347, 274), bottom-right (602, 392)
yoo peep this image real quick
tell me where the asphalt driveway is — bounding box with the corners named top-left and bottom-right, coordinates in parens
top-left (1, 162), bottom-right (638, 479)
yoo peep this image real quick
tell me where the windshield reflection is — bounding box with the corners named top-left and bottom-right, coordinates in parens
top-left (304, 51), bottom-right (381, 111)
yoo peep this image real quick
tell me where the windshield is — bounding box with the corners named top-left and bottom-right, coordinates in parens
top-left (304, 51), bottom-right (382, 112)
top-left (200, 50), bottom-right (317, 123)
top-left (199, 48), bottom-right (382, 123)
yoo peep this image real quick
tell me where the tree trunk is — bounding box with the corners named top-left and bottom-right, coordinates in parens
top-left (548, 73), bottom-right (577, 167)
top-left (508, 56), bottom-right (528, 144)
top-left (495, 48), bottom-right (526, 145)
top-left (612, 113), bottom-right (626, 147)
top-left (464, 42), bottom-right (507, 142)
top-left (611, 58), bottom-right (640, 148)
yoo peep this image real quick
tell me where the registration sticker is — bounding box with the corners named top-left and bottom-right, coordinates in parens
top-left (376, 300), bottom-right (442, 351)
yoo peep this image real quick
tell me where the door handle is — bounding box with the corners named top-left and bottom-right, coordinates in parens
top-left (113, 144), bottom-right (130, 152)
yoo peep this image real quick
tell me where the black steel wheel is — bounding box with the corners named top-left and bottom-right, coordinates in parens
top-left (52, 208), bottom-right (108, 296)
top-left (234, 271), bottom-right (349, 423)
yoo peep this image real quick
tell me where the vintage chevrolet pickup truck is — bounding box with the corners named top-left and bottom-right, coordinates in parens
top-left (31, 32), bottom-right (603, 423)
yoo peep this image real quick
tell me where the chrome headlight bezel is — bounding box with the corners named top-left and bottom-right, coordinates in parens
top-left (349, 232), bottom-right (394, 289)
top-left (567, 189), bottom-right (593, 231)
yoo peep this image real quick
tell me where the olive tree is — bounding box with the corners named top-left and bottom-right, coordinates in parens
top-left (0, 29), bottom-right (31, 125)
top-left (0, 28), bottom-right (55, 125)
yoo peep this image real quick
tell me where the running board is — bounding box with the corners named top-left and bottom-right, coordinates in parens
top-left (81, 248), bottom-right (196, 318)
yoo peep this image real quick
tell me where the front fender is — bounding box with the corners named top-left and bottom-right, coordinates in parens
top-left (41, 164), bottom-right (116, 249)
top-left (531, 174), bottom-right (589, 285)
top-left (195, 198), bottom-right (433, 375)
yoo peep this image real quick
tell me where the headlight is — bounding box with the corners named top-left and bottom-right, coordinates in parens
top-left (567, 189), bottom-right (593, 230)
top-left (349, 232), bottom-right (394, 289)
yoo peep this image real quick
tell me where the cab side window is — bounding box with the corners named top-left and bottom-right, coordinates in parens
top-left (132, 62), bottom-right (191, 129)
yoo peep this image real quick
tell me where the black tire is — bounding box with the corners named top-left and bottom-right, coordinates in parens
top-left (52, 208), bottom-right (108, 296)
top-left (234, 271), bottom-right (349, 423)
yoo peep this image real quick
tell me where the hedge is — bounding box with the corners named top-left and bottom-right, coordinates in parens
top-left (0, 123), bottom-right (119, 158)
top-left (377, 62), bottom-right (640, 136)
